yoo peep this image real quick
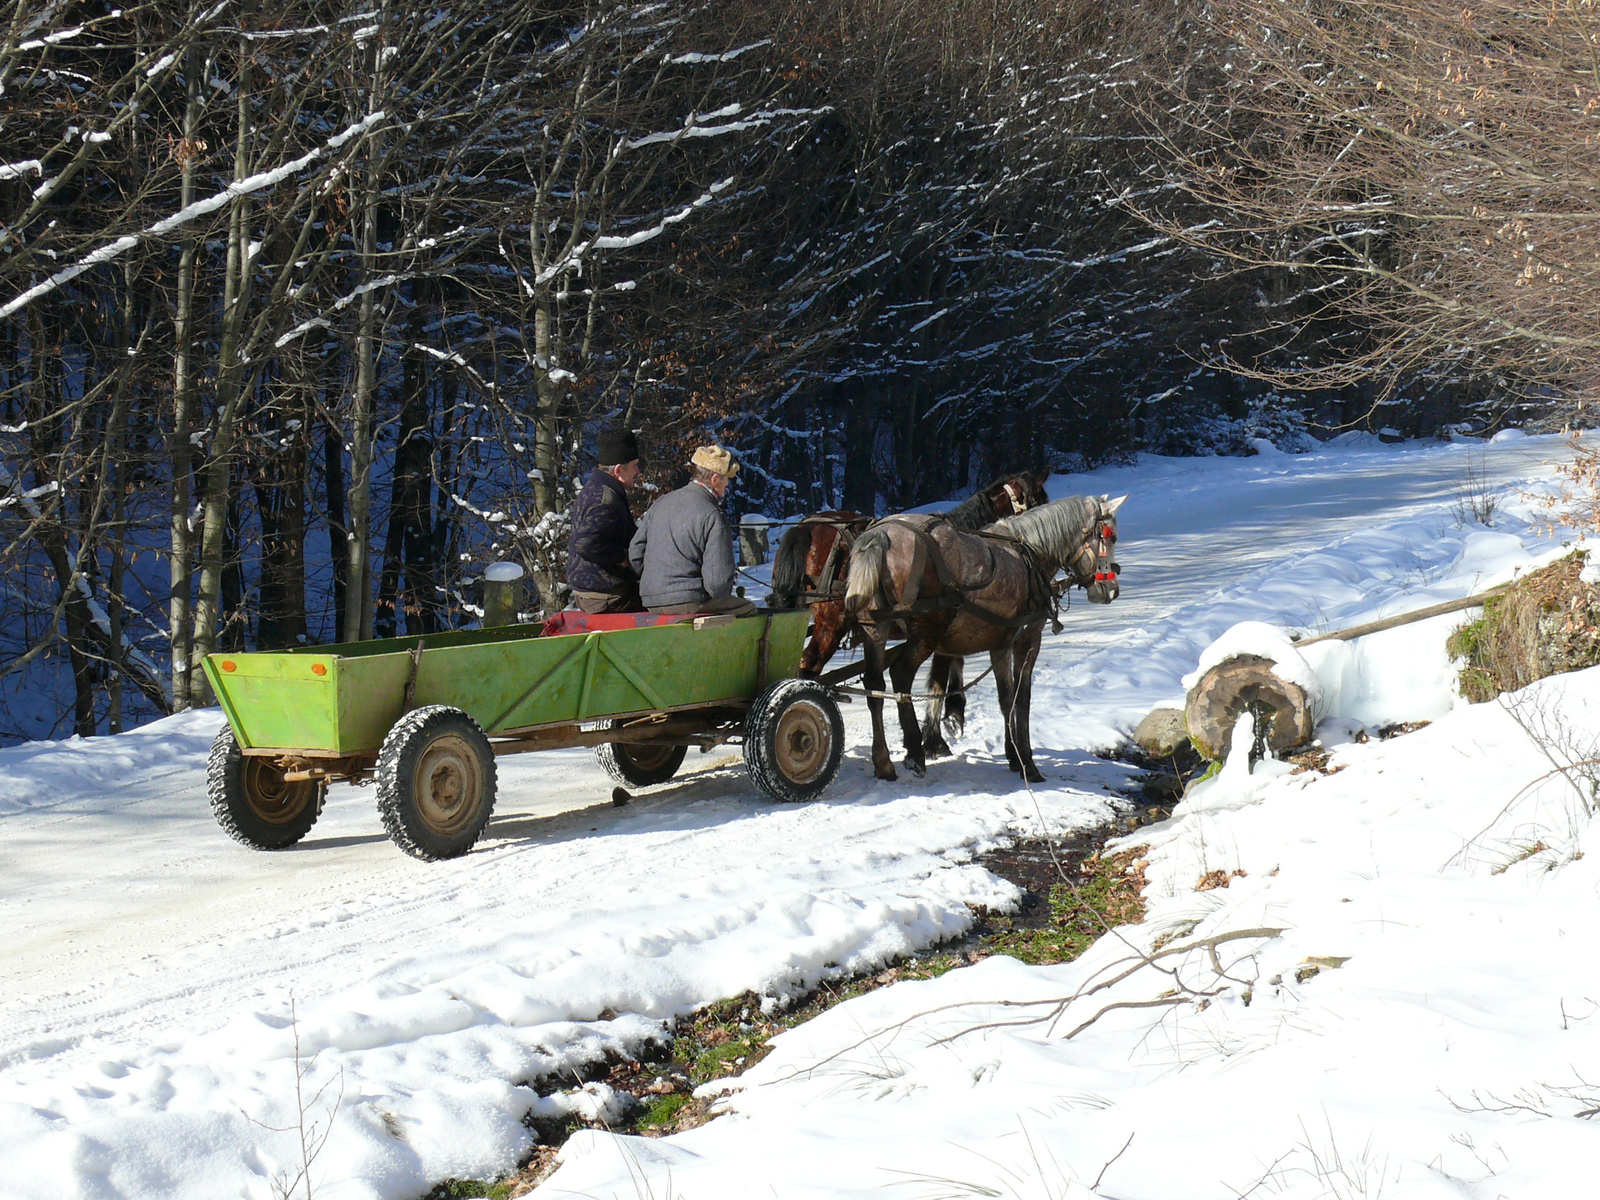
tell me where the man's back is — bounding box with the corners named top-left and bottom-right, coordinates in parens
top-left (629, 483), bottom-right (735, 609)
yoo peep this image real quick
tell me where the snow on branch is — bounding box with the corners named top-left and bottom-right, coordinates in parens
top-left (0, 112), bottom-right (388, 322)
top-left (625, 106), bottom-right (828, 151)
top-left (533, 178), bottom-right (734, 284)
top-left (665, 39), bottom-right (771, 65)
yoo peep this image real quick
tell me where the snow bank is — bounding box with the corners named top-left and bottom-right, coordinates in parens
top-left (547, 670), bottom-right (1600, 1200)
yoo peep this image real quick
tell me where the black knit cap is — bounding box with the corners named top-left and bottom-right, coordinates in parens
top-left (596, 427), bottom-right (641, 467)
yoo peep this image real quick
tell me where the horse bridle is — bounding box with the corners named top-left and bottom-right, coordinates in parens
top-left (1000, 480), bottom-right (1030, 516)
top-left (1066, 516), bottom-right (1119, 590)
top-left (1091, 519), bottom-right (1119, 588)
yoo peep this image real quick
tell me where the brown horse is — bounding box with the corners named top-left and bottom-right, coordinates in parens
top-left (842, 494), bottom-right (1126, 783)
top-left (768, 470), bottom-right (1051, 677)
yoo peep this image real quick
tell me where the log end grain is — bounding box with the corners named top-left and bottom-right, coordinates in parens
top-left (1186, 653), bottom-right (1314, 762)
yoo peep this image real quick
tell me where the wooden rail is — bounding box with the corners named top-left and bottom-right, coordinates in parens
top-left (1292, 585), bottom-right (1510, 647)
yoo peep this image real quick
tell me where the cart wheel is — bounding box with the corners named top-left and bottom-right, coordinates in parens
top-left (595, 742), bottom-right (687, 787)
top-left (744, 678), bottom-right (844, 803)
top-left (375, 706), bottom-right (497, 861)
top-left (207, 725), bottom-right (325, 850)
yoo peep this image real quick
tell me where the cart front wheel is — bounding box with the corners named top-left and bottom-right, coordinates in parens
top-left (595, 741), bottom-right (687, 787)
top-left (207, 725), bottom-right (325, 850)
top-left (744, 679), bottom-right (844, 803)
top-left (375, 706), bottom-right (497, 860)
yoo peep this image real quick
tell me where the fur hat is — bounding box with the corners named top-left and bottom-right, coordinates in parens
top-left (689, 444), bottom-right (739, 478)
top-left (597, 427), bottom-right (640, 467)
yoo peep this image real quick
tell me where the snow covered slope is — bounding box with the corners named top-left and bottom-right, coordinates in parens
top-left (1, 435), bottom-right (1582, 1200)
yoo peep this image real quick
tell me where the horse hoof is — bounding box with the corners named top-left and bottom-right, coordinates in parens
top-left (925, 741), bottom-right (951, 760)
top-left (875, 766), bottom-right (898, 782)
top-left (902, 756), bottom-right (926, 778)
top-left (1024, 768), bottom-right (1045, 784)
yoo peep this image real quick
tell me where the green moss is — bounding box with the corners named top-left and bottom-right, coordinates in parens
top-left (638, 1093), bottom-right (691, 1130)
top-left (422, 1180), bottom-right (512, 1199)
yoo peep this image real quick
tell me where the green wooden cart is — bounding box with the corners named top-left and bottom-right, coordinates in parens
top-left (200, 610), bottom-right (844, 860)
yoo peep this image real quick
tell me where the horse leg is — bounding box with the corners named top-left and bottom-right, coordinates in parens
top-left (942, 655), bottom-right (967, 737)
top-left (991, 644), bottom-right (1021, 774)
top-left (921, 655), bottom-right (954, 760)
top-left (1011, 628), bottom-right (1045, 783)
top-left (799, 600), bottom-right (843, 678)
top-left (892, 643), bottom-right (931, 777)
top-left (862, 628), bottom-right (896, 781)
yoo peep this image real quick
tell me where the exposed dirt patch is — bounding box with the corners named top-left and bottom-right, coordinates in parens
top-left (445, 825), bottom-right (1150, 1197)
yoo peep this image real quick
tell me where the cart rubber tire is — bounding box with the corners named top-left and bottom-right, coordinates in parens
top-left (744, 678), bottom-right (845, 803)
top-left (375, 706), bottom-right (497, 861)
top-left (595, 742), bottom-right (687, 787)
top-left (207, 725), bottom-right (325, 850)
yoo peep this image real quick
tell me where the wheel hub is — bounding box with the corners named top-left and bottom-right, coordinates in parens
top-left (242, 758), bottom-right (313, 825)
top-left (774, 700), bottom-right (830, 785)
top-left (626, 744), bottom-right (678, 771)
top-left (415, 735), bottom-right (483, 835)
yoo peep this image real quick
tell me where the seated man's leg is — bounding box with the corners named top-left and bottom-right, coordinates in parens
top-left (647, 595), bottom-right (756, 616)
top-left (693, 594), bottom-right (759, 617)
top-left (573, 587), bottom-right (641, 614)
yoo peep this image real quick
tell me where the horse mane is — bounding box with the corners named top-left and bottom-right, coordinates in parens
top-left (945, 472), bottom-right (1026, 530)
top-left (769, 522), bottom-right (815, 610)
top-left (990, 495), bottom-right (1097, 567)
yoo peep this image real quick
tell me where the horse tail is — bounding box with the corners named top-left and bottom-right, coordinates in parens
top-left (943, 657), bottom-right (967, 736)
top-left (842, 526), bottom-right (890, 616)
top-left (769, 523), bottom-right (813, 610)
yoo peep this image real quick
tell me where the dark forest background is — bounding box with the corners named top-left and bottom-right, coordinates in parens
top-left (2, 0), bottom-right (1595, 739)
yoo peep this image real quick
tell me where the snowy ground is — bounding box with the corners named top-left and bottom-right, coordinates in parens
top-left (4, 433), bottom-right (1592, 1200)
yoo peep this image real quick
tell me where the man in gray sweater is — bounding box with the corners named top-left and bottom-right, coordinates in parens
top-left (628, 445), bottom-right (758, 616)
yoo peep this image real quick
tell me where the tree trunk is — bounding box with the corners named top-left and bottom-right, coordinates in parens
top-left (168, 47), bottom-right (202, 710)
top-left (324, 412), bottom-right (349, 642)
top-left (344, 14), bottom-right (388, 644)
top-left (192, 49), bottom-right (255, 698)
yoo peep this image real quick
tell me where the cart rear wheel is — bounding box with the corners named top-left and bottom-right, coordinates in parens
top-left (207, 725), bottom-right (325, 850)
top-left (595, 741), bottom-right (687, 787)
top-left (375, 706), bottom-right (497, 861)
top-left (744, 679), bottom-right (844, 803)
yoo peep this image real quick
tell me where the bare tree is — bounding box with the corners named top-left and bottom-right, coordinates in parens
top-left (1126, 0), bottom-right (1600, 413)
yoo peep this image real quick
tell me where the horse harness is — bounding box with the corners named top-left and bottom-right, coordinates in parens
top-left (864, 514), bottom-right (1066, 634)
top-left (795, 514), bottom-right (871, 604)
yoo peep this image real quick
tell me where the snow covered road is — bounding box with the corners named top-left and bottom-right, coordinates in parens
top-left (0, 435), bottom-right (1574, 1199)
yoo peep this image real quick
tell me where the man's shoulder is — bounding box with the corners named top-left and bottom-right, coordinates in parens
top-left (657, 483), bottom-right (714, 512)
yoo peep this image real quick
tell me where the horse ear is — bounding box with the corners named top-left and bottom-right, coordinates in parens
top-left (1103, 494), bottom-right (1128, 516)
top-left (1036, 464), bottom-right (1051, 482)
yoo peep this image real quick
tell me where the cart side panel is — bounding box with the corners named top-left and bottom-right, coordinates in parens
top-left (491, 613), bottom-right (809, 730)
top-left (204, 653), bottom-right (340, 751)
top-left (332, 633), bottom-right (597, 750)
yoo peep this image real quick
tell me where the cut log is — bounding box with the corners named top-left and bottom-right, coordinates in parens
top-left (1185, 654), bottom-right (1313, 762)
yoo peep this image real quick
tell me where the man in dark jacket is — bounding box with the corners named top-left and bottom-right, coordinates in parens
top-left (566, 427), bottom-right (644, 613)
top-left (628, 444), bottom-right (756, 616)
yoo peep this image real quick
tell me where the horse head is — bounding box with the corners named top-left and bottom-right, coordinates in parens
top-left (985, 466), bottom-right (1050, 518)
top-left (1072, 494), bottom-right (1124, 604)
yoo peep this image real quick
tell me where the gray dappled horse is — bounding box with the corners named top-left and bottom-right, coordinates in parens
top-left (842, 494), bottom-right (1125, 782)
top-left (768, 469), bottom-right (1051, 677)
